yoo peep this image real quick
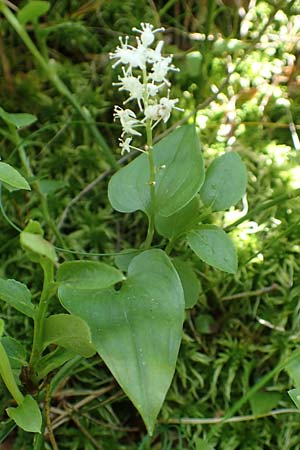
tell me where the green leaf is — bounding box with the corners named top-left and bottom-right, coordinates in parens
top-left (200, 152), bottom-right (247, 211)
top-left (57, 261), bottom-right (124, 289)
top-left (172, 259), bottom-right (201, 308)
top-left (20, 221), bottom-right (57, 264)
top-left (114, 249), bottom-right (141, 272)
top-left (0, 163), bottom-right (30, 191)
top-left (249, 391), bottom-right (281, 415)
top-left (2, 337), bottom-right (27, 371)
top-left (288, 388), bottom-right (300, 409)
top-left (0, 279), bottom-right (35, 318)
top-left (58, 249), bottom-right (184, 435)
top-left (108, 125), bottom-right (204, 217)
top-left (36, 347), bottom-right (77, 380)
top-left (18, 1), bottom-right (50, 25)
top-left (6, 395), bottom-right (42, 433)
top-left (0, 107), bottom-right (37, 129)
top-left (187, 225), bottom-right (237, 273)
top-left (43, 314), bottom-right (96, 358)
top-left (155, 196), bottom-right (200, 239)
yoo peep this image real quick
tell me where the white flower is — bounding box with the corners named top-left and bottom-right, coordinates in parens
top-left (111, 23), bottom-right (183, 153)
top-left (109, 36), bottom-right (133, 68)
top-left (146, 81), bottom-right (162, 97)
top-left (114, 68), bottom-right (144, 109)
top-left (119, 136), bottom-right (132, 154)
top-left (146, 41), bottom-right (164, 63)
top-left (109, 36), bottom-right (146, 70)
top-left (113, 106), bottom-right (142, 136)
top-left (144, 103), bottom-right (161, 121)
top-left (132, 23), bottom-right (165, 48)
top-left (158, 96), bottom-right (180, 122)
top-left (150, 56), bottom-right (178, 85)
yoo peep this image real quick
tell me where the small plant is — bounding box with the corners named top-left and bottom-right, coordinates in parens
top-left (0, 21), bottom-right (248, 443)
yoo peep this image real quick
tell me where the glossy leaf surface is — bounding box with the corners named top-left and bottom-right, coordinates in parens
top-left (108, 125), bottom-right (204, 217)
top-left (58, 249), bottom-right (184, 434)
top-left (187, 225), bottom-right (237, 273)
top-left (200, 152), bottom-right (247, 211)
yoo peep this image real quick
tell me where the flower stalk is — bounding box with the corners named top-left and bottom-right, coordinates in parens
top-left (110, 22), bottom-right (182, 247)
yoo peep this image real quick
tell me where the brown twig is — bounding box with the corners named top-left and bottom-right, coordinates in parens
top-left (45, 382), bottom-right (59, 450)
top-left (71, 415), bottom-right (103, 450)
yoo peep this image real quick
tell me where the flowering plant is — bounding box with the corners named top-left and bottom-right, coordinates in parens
top-left (0, 21), bottom-right (248, 440)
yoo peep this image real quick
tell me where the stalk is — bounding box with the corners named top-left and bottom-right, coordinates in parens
top-left (29, 259), bottom-right (55, 383)
top-left (144, 119), bottom-right (156, 249)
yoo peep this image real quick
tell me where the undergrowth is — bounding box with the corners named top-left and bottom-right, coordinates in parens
top-left (1, 0), bottom-right (300, 448)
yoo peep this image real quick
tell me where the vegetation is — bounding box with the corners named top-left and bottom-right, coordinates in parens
top-left (0, 0), bottom-right (300, 448)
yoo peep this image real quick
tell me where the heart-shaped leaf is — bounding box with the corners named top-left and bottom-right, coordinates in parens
top-left (0, 163), bottom-right (30, 191)
top-left (0, 279), bottom-right (35, 318)
top-left (108, 125), bottom-right (204, 217)
top-left (6, 395), bottom-right (42, 433)
top-left (43, 314), bottom-right (96, 358)
top-left (186, 225), bottom-right (237, 273)
top-left (58, 249), bottom-right (184, 435)
top-left (200, 152), bottom-right (247, 211)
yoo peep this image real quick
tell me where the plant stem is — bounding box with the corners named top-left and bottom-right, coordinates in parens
top-left (165, 238), bottom-right (176, 255)
top-left (0, 342), bottom-right (24, 405)
top-left (29, 259), bottom-right (55, 383)
top-left (0, 1), bottom-right (117, 169)
top-left (144, 119), bottom-right (156, 249)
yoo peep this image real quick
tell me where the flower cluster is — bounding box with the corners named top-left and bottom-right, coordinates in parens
top-left (110, 23), bottom-right (182, 154)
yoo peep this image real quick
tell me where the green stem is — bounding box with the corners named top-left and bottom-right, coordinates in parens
top-left (9, 126), bottom-right (70, 253)
top-left (29, 259), bottom-right (55, 383)
top-left (165, 238), bottom-right (176, 255)
top-left (0, 2), bottom-right (117, 169)
top-left (0, 342), bottom-right (24, 405)
top-left (144, 120), bottom-right (156, 249)
top-left (225, 188), bottom-right (300, 232)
